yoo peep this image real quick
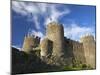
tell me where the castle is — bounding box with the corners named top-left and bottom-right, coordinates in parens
top-left (22, 22), bottom-right (96, 69)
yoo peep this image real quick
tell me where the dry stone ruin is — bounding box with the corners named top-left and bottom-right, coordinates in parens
top-left (22, 22), bottom-right (96, 68)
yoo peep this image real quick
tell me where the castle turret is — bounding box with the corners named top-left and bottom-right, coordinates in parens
top-left (46, 22), bottom-right (64, 58)
top-left (22, 34), bottom-right (40, 53)
top-left (40, 38), bottom-right (52, 57)
top-left (40, 38), bottom-right (53, 61)
top-left (80, 35), bottom-right (96, 68)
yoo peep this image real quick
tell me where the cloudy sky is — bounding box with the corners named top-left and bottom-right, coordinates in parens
top-left (12, 1), bottom-right (96, 48)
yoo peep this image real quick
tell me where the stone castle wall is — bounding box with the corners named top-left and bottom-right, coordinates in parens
top-left (22, 22), bottom-right (96, 68)
top-left (64, 38), bottom-right (86, 65)
top-left (80, 35), bottom-right (96, 68)
top-left (71, 40), bottom-right (86, 64)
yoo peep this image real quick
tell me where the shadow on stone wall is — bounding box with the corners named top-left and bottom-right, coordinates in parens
top-left (64, 37), bottom-right (74, 58)
top-left (11, 47), bottom-right (60, 74)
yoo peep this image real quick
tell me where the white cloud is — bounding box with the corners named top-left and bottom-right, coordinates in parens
top-left (12, 1), bottom-right (46, 30)
top-left (64, 23), bottom-right (95, 41)
top-left (12, 1), bottom-right (40, 15)
top-left (12, 1), bottom-right (48, 17)
top-left (12, 1), bottom-right (28, 16)
top-left (12, 1), bottom-right (71, 30)
top-left (45, 5), bottom-right (70, 25)
top-left (37, 3), bottom-right (47, 13)
top-left (50, 5), bottom-right (70, 22)
top-left (12, 45), bottom-right (21, 51)
top-left (33, 15), bottom-right (40, 30)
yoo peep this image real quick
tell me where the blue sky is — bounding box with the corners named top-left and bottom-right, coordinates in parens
top-left (12, 1), bottom-right (96, 48)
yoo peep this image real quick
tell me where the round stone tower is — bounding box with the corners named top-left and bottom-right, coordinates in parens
top-left (22, 35), bottom-right (40, 53)
top-left (80, 34), bottom-right (96, 68)
top-left (46, 22), bottom-right (64, 58)
top-left (40, 38), bottom-right (52, 57)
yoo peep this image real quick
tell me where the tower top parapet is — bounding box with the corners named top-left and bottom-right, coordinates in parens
top-left (47, 21), bottom-right (63, 26)
top-left (80, 34), bottom-right (94, 42)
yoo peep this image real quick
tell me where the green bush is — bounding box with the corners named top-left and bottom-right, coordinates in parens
top-left (62, 66), bottom-right (82, 71)
top-left (62, 63), bottom-right (93, 71)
